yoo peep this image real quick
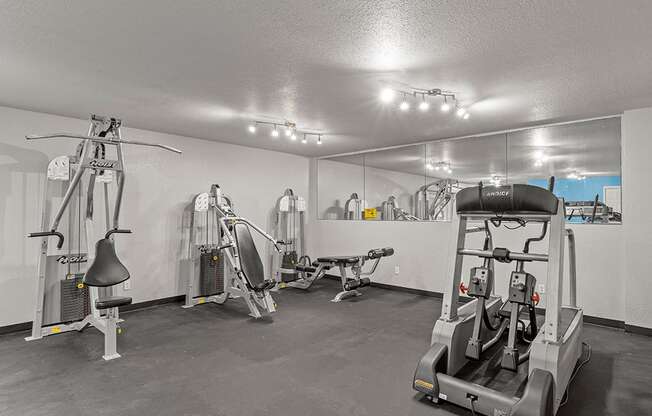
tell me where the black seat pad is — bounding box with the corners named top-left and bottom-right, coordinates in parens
top-left (233, 223), bottom-right (271, 292)
top-left (95, 296), bottom-right (132, 310)
top-left (84, 238), bottom-right (130, 287)
top-left (456, 184), bottom-right (558, 214)
top-left (316, 255), bottom-right (361, 265)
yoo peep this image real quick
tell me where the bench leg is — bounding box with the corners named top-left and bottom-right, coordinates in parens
top-left (103, 307), bottom-right (121, 360)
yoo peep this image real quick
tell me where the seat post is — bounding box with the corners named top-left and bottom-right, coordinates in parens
top-left (103, 307), bottom-right (120, 360)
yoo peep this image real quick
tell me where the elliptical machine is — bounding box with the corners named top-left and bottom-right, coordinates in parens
top-left (413, 178), bottom-right (584, 415)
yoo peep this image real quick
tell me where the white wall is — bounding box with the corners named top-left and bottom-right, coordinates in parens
top-left (0, 106), bottom-right (309, 327)
top-left (622, 108), bottom-right (652, 328)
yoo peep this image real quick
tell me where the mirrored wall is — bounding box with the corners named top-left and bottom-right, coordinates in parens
top-left (317, 117), bottom-right (621, 224)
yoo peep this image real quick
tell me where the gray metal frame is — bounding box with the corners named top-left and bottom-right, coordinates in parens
top-left (26, 115), bottom-right (181, 360)
top-left (184, 185), bottom-right (281, 318)
top-left (416, 199), bottom-right (583, 415)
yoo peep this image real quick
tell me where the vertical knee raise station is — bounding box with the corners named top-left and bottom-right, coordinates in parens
top-left (185, 184), bottom-right (283, 318)
top-left (413, 179), bottom-right (584, 416)
top-left (25, 115), bottom-right (181, 360)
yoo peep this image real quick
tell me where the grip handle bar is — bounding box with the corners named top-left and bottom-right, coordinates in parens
top-left (28, 231), bottom-right (64, 249)
top-left (368, 247), bottom-right (394, 259)
top-left (105, 229), bottom-right (132, 239)
top-left (26, 133), bottom-right (182, 154)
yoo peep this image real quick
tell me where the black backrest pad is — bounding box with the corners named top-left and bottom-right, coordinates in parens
top-left (456, 184), bottom-right (558, 214)
top-left (233, 223), bottom-right (265, 287)
top-left (83, 238), bottom-right (130, 287)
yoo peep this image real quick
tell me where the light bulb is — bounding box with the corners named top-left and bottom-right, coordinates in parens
top-left (447, 168), bottom-right (452, 173)
top-left (419, 100), bottom-right (430, 111)
top-left (248, 124), bottom-right (257, 134)
top-left (380, 88), bottom-right (395, 103)
top-left (285, 127), bottom-right (292, 137)
top-left (440, 102), bottom-right (451, 112)
top-left (301, 134), bottom-right (308, 144)
top-left (534, 160), bottom-right (543, 167)
top-left (435, 165), bottom-right (440, 171)
top-left (463, 113), bottom-right (470, 120)
top-left (456, 107), bottom-right (467, 117)
top-left (399, 101), bottom-right (410, 111)
top-left (317, 136), bottom-right (322, 145)
top-left (290, 133), bottom-right (297, 140)
top-left (426, 163), bottom-right (434, 170)
top-left (271, 128), bottom-right (279, 138)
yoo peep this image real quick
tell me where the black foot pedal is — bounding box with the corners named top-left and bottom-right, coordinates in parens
top-left (501, 347), bottom-right (518, 371)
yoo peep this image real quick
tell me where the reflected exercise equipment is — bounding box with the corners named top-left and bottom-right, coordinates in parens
top-left (25, 115), bottom-right (181, 360)
top-left (413, 178), bottom-right (586, 415)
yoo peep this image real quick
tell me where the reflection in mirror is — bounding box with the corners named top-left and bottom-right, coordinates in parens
top-left (507, 117), bottom-right (621, 224)
top-left (422, 134), bottom-right (508, 220)
top-left (317, 155), bottom-right (366, 220)
top-left (362, 145), bottom-right (425, 221)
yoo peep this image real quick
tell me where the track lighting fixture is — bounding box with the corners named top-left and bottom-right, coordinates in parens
top-left (246, 120), bottom-right (325, 145)
top-left (380, 86), bottom-right (470, 120)
top-left (427, 160), bottom-right (452, 174)
top-left (419, 95), bottom-right (430, 112)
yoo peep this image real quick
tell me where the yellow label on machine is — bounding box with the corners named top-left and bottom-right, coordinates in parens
top-left (364, 208), bottom-right (377, 219)
top-left (50, 326), bottom-right (62, 334)
top-left (197, 297), bottom-right (206, 304)
top-left (414, 379), bottom-right (434, 390)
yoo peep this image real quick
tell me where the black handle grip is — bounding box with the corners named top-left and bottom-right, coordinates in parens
top-left (216, 243), bottom-right (234, 251)
top-left (28, 231), bottom-right (64, 249)
top-left (368, 247), bottom-right (394, 259)
top-left (105, 228), bottom-right (132, 239)
top-left (548, 176), bottom-right (555, 193)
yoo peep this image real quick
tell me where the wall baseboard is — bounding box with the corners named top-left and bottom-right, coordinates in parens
top-left (1, 286), bottom-right (649, 337)
top-left (0, 295), bottom-right (185, 336)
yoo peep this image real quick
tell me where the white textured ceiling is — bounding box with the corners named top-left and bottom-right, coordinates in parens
top-left (0, 1), bottom-right (650, 157)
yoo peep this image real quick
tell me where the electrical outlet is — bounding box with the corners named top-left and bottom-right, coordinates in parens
top-left (394, 265), bottom-right (400, 275)
top-left (537, 284), bottom-right (545, 294)
top-left (124, 280), bottom-right (131, 290)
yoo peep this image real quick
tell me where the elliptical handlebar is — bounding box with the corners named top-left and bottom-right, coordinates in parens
top-left (26, 133), bottom-right (182, 154)
top-left (105, 228), bottom-right (132, 239)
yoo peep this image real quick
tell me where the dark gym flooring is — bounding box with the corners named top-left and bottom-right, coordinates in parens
top-left (1, 279), bottom-right (651, 416)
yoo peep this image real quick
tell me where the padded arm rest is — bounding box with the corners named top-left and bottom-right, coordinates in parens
top-left (95, 296), bottom-right (132, 310)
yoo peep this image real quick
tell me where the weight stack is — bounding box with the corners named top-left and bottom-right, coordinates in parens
top-left (60, 274), bottom-right (90, 322)
top-left (281, 251), bottom-right (299, 282)
top-left (200, 248), bottom-right (225, 295)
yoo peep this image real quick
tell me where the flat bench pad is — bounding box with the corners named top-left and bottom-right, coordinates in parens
top-left (316, 256), bottom-right (362, 265)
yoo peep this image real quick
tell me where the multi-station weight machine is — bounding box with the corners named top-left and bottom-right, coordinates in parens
top-left (185, 184), bottom-right (283, 318)
top-left (25, 115), bottom-right (181, 360)
top-left (271, 188), bottom-right (307, 284)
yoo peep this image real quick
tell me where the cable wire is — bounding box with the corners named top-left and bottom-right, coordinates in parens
top-left (559, 342), bottom-right (592, 407)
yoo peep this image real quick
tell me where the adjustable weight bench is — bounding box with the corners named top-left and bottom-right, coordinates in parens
top-left (287, 247), bottom-right (394, 302)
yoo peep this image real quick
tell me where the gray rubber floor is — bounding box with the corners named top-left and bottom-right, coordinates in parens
top-left (1, 279), bottom-right (651, 416)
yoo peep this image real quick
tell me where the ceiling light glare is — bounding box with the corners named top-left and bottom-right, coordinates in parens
top-left (285, 127), bottom-right (292, 137)
top-left (463, 113), bottom-right (470, 120)
top-left (399, 100), bottom-right (410, 111)
top-left (290, 133), bottom-right (297, 140)
top-left (380, 88), bottom-right (396, 103)
top-left (426, 163), bottom-right (434, 170)
top-left (317, 135), bottom-right (322, 145)
top-left (441, 102), bottom-right (451, 112)
top-left (248, 124), bottom-right (257, 134)
top-left (301, 134), bottom-right (308, 144)
top-left (271, 126), bottom-right (279, 137)
top-left (419, 100), bottom-right (430, 112)
top-left (456, 107), bottom-right (467, 117)
top-left (534, 159), bottom-right (543, 167)
top-left (446, 167), bottom-right (452, 174)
